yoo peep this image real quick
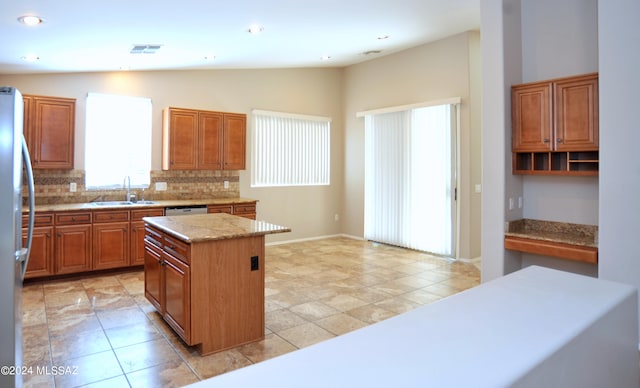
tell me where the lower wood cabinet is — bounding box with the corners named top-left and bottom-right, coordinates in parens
top-left (144, 223), bottom-right (264, 355)
top-left (24, 201), bottom-right (253, 279)
top-left (207, 201), bottom-right (256, 220)
top-left (144, 226), bottom-right (192, 342)
top-left (55, 224), bottom-right (92, 275)
top-left (131, 208), bottom-right (165, 266)
top-left (162, 253), bottom-right (191, 341)
top-left (22, 213), bottom-right (55, 279)
top-left (22, 226), bottom-right (54, 278)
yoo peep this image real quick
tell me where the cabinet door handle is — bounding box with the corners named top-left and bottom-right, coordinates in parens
top-left (543, 138), bottom-right (550, 143)
top-left (557, 138), bottom-right (564, 144)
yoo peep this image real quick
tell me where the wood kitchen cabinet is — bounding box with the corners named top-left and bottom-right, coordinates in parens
top-left (92, 210), bottom-right (130, 270)
top-left (131, 208), bottom-right (164, 266)
top-left (23, 94), bottom-right (76, 169)
top-left (143, 215), bottom-right (286, 355)
top-left (162, 107), bottom-right (246, 171)
top-left (144, 225), bottom-right (192, 342)
top-left (207, 201), bottom-right (256, 220)
top-left (222, 113), bottom-right (246, 170)
top-left (512, 73), bottom-right (598, 175)
top-left (55, 211), bottom-right (92, 274)
top-left (21, 213), bottom-right (55, 279)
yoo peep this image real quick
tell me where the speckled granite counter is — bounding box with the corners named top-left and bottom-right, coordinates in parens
top-left (504, 219), bottom-right (598, 263)
top-left (142, 213), bottom-right (290, 243)
top-left (505, 219), bottom-right (598, 248)
top-left (26, 197), bottom-right (257, 212)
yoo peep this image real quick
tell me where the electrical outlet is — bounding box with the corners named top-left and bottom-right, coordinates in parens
top-left (224, 180), bottom-right (229, 189)
top-left (334, 214), bottom-right (339, 221)
top-left (250, 256), bottom-right (259, 271)
top-left (475, 184), bottom-right (482, 193)
top-left (508, 197), bottom-right (514, 210)
top-left (518, 196), bottom-right (523, 209)
top-left (69, 182), bottom-right (77, 192)
top-left (155, 182), bottom-right (167, 191)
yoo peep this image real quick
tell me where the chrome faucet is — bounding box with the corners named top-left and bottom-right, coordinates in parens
top-left (123, 176), bottom-right (131, 202)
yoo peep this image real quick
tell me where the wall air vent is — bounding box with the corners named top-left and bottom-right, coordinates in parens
top-left (130, 44), bottom-right (162, 54)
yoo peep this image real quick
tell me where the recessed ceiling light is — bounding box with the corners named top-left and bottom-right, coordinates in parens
top-left (248, 24), bottom-right (264, 34)
top-left (20, 54), bottom-right (40, 62)
top-left (18, 15), bottom-right (43, 26)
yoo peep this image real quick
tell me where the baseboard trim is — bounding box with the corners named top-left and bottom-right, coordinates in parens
top-left (266, 234), bottom-right (363, 246)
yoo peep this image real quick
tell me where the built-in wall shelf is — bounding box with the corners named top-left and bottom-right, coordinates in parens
top-left (504, 219), bottom-right (598, 264)
top-left (513, 151), bottom-right (598, 176)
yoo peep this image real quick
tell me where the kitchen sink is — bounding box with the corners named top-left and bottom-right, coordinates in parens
top-left (91, 201), bottom-right (134, 206)
top-left (91, 200), bottom-right (157, 206)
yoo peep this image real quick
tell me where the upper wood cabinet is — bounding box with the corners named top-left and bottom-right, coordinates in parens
top-left (512, 73), bottom-right (598, 152)
top-left (162, 107), bottom-right (246, 170)
top-left (23, 94), bottom-right (76, 169)
top-left (511, 73), bottom-right (599, 175)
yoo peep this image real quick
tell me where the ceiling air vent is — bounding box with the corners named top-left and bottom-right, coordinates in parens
top-left (130, 44), bottom-right (162, 54)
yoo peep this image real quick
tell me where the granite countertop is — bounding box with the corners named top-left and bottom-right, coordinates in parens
top-left (143, 213), bottom-right (291, 243)
top-left (505, 219), bottom-right (598, 248)
top-left (26, 198), bottom-right (257, 212)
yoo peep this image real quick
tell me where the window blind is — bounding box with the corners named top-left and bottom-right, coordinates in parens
top-left (252, 110), bottom-right (330, 187)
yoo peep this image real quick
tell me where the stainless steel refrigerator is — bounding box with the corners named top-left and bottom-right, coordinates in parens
top-left (0, 86), bottom-right (35, 388)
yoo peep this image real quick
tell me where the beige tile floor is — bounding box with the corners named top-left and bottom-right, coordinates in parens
top-left (21, 237), bottom-right (480, 387)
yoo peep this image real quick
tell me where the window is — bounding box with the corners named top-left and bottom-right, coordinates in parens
top-left (252, 110), bottom-right (330, 187)
top-left (85, 93), bottom-right (152, 189)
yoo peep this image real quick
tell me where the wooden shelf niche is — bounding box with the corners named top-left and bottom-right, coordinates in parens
top-left (513, 151), bottom-right (598, 176)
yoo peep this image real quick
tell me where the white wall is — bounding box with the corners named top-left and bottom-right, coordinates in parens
top-left (481, 0), bottom-right (601, 280)
top-left (481, 0), bottom-right (523, 281)
top-left (342, 32), bottom-right (482, 260)
top-left (598, 0), bottom-right (640, 338)
top-left (0, 68), bottom-right (345, 243)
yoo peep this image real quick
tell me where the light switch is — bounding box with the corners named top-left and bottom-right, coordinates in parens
top-left (155, 182), bottom-right (167, 191)
top-left (70, 182), bottom-right (77, 192)
top-left (508, 198), bottom-right (514, 210)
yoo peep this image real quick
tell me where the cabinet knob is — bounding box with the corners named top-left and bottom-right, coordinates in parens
top-left (543, 138), bottom-right (550, 143)
top-left (557, 138), bottom-right (564, 144)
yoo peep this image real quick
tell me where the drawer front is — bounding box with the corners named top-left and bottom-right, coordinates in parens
top-left (164, 234), bottom-right (190, 264)
top-left (233, 203), bottom-right (256, 214)
top-left (23, 212), bottom-right (54, 227)
top-left (93, 210), bottom-right (130, 223)
top-left (144, 226), bottom-right (164, 249)
top-left (207, 205), bottom-right (233, 214)
top-left (132, 208), bottom-right (164, 221)
top-left (55, 212), bottom-right (92, 225)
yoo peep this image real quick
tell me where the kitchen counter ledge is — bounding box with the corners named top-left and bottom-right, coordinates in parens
top-left (26, 197), bottom-right (257, 212)
top-left (504, 219), bottom-right (598, 264)
top-left (143, 213), bottom-right (290, 243)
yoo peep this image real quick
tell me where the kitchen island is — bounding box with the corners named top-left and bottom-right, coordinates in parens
top-left (142, 213), bottom-right (290, 355)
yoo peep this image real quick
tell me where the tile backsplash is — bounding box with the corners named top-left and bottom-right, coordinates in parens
top-left (25, 169), bottom-right (240, 205)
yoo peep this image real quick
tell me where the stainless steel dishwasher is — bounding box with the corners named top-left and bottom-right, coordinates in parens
top-left (164, 205), bottom-right (208, 216)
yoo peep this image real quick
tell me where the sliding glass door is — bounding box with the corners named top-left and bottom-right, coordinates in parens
top-left (364, 103), bottom-right (457, 257)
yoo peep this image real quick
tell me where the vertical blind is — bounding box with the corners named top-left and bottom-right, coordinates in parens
top-left (85, 93), bottom-right (152, 189)
top-left (252, 110), bottom-right (330, 187)
top-left (364, 103), bottom-right (456, 256)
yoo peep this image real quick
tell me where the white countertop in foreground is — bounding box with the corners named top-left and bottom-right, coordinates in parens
top-left (186, 266), bottom-right (638, 388)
